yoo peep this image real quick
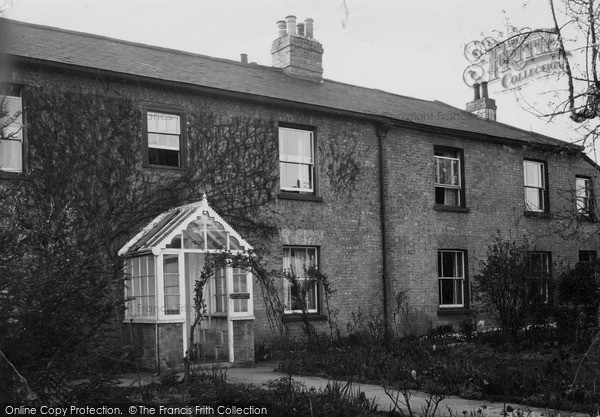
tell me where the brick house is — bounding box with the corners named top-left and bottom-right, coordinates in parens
top-left (1, 16), bottom-right (598, 370)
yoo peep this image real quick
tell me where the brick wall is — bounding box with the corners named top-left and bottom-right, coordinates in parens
top-left (6, 61), bottom-right (599, 357)
top-left (382, 126), bottom-right (600, 334)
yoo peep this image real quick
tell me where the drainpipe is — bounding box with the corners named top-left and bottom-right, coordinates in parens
top-left (376, 122), bottom-right (391, 339)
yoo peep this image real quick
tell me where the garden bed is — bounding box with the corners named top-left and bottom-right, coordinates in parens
top-left (269, 326), bottom-right (600, 415)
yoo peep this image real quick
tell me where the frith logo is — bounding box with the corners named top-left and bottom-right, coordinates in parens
top-left (463, 30), bottom-right (566, 88)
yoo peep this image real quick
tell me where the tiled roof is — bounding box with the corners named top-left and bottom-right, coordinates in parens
top-left (0, 18), bottom-right (577, 149)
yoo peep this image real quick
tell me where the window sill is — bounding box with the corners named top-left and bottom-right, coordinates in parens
top-left (524, 211), bottom-right (550, 218)
top-left (0, 170), bottom-right (23, 180)
top-left (143, 163), bottom-right (188, 172)
top-left (282, 313), bottom-right (328, 322)
top-left (434, 204), bottom-right (470, 213)
top-left (278, 192), bottom-right (324, 202)
top-left (437, 307), bottom-right (472, 316)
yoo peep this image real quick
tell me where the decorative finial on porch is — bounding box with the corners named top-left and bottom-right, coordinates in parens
top-left (202, 193), bottom-right (207, 202)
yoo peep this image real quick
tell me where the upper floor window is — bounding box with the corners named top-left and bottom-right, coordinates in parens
top-left (575, 176), bottom-right (593, 216)
top-left (146, 110), bottom-right (183, 169)
top-left (438, 250), bottom-right (466, 308)
top-left (0, 93), bottom-right (23, 173)
top-left (434, 147), bottom-right (463, 206)
top-left (524, 160), bottom-right (547, 212)
top-left (279, 127), bottom-right (314, 193)
top-left (283, 246), bottom-right (318, 314)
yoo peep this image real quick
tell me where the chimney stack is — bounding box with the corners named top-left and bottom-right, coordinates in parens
top-left (240, 53), bottom-right (248, 64)
top-left (271, 16), bottom-right (324, 83)
top-left (466, 82), bottom-right (497, 121)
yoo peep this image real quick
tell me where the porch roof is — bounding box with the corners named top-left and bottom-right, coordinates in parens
top-left (118, 195), bottom-right (252, 257)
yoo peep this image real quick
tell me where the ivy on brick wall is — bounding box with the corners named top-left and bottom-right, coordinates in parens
top-left (0, 83), bottom-right (281, 397)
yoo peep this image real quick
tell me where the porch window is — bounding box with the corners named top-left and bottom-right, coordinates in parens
top-left (283, 246), bottom-right (318, 313)
top-left (213, 268), bottom-right (227, 314)
top-left (163, 254), bottom-right (180, 315)
top-left (232, 267), bottom-right (249, 313)
top-left (125, 256), bottom-right (156, 317)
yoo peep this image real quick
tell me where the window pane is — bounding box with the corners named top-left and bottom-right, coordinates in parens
top-left (524, 161), bottom-right (543, 187)
top-left (184, 221), bottom-right (203, 249)
top-left (0, 139), bottom-right (22, 172)
top-left (435, 187), bottom-right (459, 205)
top-left (525, 187), bottom-right (543, 211)
top-left (436, 157), bottom-right (460, 186)
top-left (206, 218), bottom-right (227, 250)
top-left (1, 96), bottom-right (23, 140)
top-left (149, 148), bottom-right (180, 167)
top-left (441, 252), bottom-right (456, 277)
top-left (163, 255), bottom-right (179, 314)
top-left (234, 299), bottom-right (248, 313)
top-left (214, 268), bottom-right (227, 313)
top-left (440, 279), bottom-right (455, 305)
top-left (148, 112), bottom-right (180, 134)
top-left (280, 162), bottom-right (312, 191)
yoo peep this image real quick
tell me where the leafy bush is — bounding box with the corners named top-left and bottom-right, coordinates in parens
top-left (473, 237), bottom-right (551, 339)
top-left (556, 261), bottom-right (600, 349)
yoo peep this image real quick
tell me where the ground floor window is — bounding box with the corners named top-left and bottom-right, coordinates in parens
top-left (125, 256), bottom-right (156, 317)
top-left (283, 246), bottom-right (318, 313)
top-left (438, 250), bottom-right (466, 307)
top-left (579, 250), bottom-right (597, 263)
top-left (529, 251), bottom-right (551, 303)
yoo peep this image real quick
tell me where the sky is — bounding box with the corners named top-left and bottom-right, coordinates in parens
top-left (1, 0), bottom-right (591, 158)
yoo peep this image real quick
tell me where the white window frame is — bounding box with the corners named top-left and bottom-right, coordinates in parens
top-left (438, 250), bottom-right (466, 308)
top-left (434, 148), bottom-right (462, 206)
top-left (524, 160), bottom-right (546, 212)
top-left (576, 176), bottom-right (592, 216)
top-left (0, 94), bottom-right (23, 173)
top-left (279, 126), bottom-right (314, 193)
top-left (230, 267), bottom-right (252, 316)
top-left (146, 110), bottom-right (182, 168)
top-left (283, 246), bottom-right (319, 314)
top-left (124, 256), bottom-right (156, 318)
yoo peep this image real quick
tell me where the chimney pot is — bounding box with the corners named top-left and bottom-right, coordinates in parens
top-left (473, 83), bottom-right (481, 100)
top-left (297, 22), bottom-right (305, 37)
top-left (276, 20), bottom-right (287, 37)
top-left (286, 15), bottom-right (297, 35)
top-left (240, 53), bottom-right (248, 64)
top-left (481, 81), bottom-right (489, 99)
top-left (304, 17), bottom-right (314, 38)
